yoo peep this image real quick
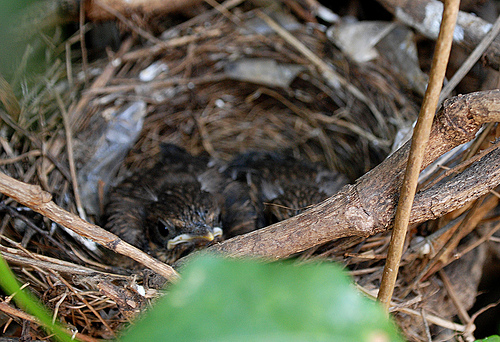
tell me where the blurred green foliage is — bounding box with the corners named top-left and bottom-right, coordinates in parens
top-left (0, 0), bottom-right (64, 81)
top-left (477, 336), bottom-right (500, 342)
top-left (0, 0), bottom-right (34, 78)
top-left (121, 254), bottom-right (404, 342)
top-left (0, 253), bottom-right (72, 341)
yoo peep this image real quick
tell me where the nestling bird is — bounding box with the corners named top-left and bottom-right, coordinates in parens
top-left (104, 144), bottom-right (224, 263)
top-left (197, 166), bottom-right (264, 237)
top-left (104, 144), bottom-right (261, 263)
top-left (224, 151), bottom-right (348, 223)
top-left (104, 145), bottom-right (347, 263)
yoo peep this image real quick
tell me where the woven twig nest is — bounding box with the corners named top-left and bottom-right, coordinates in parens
top-left (1, 1), bottom-right (498, 341)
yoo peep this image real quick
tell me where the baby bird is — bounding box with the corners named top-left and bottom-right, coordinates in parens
top-left (104, 144), bottom-right (224, 263)
top-left (225, 151), bottom-right (348, 223)
top-left (104, 145), bottom-right (347, 263)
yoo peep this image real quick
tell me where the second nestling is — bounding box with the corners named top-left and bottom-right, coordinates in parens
top-left (104, 144), bottom-right (348, 263)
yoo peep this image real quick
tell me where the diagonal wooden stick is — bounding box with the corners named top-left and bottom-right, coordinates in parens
top-left (0, 173), bottom-right (179, 281)
top-left (378, 0), bottom-right (460, 310)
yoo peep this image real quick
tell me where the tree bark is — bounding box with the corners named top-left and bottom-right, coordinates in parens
top-left (206, 90), bottom-right (500, 259)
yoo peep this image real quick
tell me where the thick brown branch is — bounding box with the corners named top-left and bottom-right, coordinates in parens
top-left (0, 173), bottom-right (179, 281)
top-left (208, 90), bottom-right (500, 259)
top-left (412, 146), bottom-right (500, 222)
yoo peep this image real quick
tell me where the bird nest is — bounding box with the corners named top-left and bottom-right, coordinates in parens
top-left (1, 1), bottom-right (499, 341)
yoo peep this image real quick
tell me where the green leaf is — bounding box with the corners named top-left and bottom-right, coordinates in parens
top-left (476, 336), bottom-right (500, 342)
top-left (121, 254), bottom-right (403, 342)
top-left (0, 252), bottom-right (73, 341)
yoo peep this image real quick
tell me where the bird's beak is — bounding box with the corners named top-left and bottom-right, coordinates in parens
top-left (167, 227), bottom-right (223, 250)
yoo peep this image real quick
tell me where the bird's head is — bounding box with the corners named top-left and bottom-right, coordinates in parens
top-left (145, 185), bottom-right (223, 257)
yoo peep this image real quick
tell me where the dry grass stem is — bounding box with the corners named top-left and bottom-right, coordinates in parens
top-left (439, 13), bottom-right (500, 104)
top-left (378, 0), bottom-right (460, 310)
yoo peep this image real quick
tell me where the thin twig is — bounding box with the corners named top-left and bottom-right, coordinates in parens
top-left (421, 140), bottom-right (500, 192)
top-left (80, 0), bottom-right (89, 87)
top-left (121, 28), bottom-right (223, 62)
top-left (410, 194), bottom-right (497, 291)
top-left (466, 299), bottom-right (500, 336)
top-left (377, 0), bottom-right (460, 310)
top-left (204, 0), bottom-right (242, 25)
top-left (439, 14), bottom-right (500, 104)
top-left (0, 302), bottom-right (98, 342)
top-left (421, 308), bottom-right (433, 342)
top-left (457, 218), bottom-right (500, 257)
top-left (94, 1), bottom-right (163, 45)
top-left (0, 202), bottom-right (79, 263)
top-left (439, 269), bottom-right (471, 324)
top-left (65, 41), bottom-right (73, 87)
top-left (0, 171), bottom-right (180, 281)
top-left (0, 246), bottom-right (126, 277)
top-left (397, 307), bottom-right (471, 333)
top-left (356, 284), bottom-right (469, 332)
top-left (86, 73), bottom-right (229, 95)
top-left (0, 75), bottom-right (21, 122)
top-left (54, 274), bottom-right (115, 336)
top-left (69, 36), bottom-right (135, 130)
top-left (0, 150), bottom-right (42, 165)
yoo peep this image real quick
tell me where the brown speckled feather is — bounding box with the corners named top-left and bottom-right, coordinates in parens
top-left (225, 151), bottom-right (348, 223)
top-left (105, 146), bottom-right (348, 262)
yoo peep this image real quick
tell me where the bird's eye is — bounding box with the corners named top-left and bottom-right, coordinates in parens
top-left (157, 220), bottom-right (174, 237)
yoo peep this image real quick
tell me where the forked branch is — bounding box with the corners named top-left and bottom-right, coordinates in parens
top-left (207, 90), bottom-right (500, 259)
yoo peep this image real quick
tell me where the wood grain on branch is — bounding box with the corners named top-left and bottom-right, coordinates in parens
top-left (206, 90), bottom-right (500, 259)
top-left (377, 0), bottom-right (500, 70)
